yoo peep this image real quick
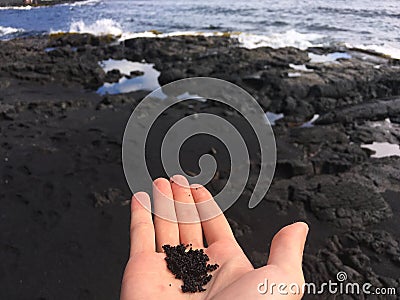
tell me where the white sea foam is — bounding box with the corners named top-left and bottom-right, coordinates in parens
top-left (66, 0), bottom-right (101, 7)
top-left (0, 25), bottom-right (25, 37)
top-left (0, 5), bottom-right (32, 10)
top-left (119, 30), bottom-right (226, 41)
top-left (62, 19), bottom-right (400, 60)
top-left (0, 0), bottom-right (99, 9)
top-left (69, 18), bottom-right (122, 36)
top-left (120, 30), bottom-right (324, 50)
top-left (345, 42), bottom-right (400, 60)
top-left (233, 30), bottom-right (324, 50)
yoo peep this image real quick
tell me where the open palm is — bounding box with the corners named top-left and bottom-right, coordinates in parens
top-left (121, 175), bottom-right (308, 300)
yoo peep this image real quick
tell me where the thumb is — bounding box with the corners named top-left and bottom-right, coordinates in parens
top-left (267, 222), bottom-right (309, 272)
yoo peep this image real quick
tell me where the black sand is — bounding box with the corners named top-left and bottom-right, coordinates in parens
top-left (163, 244), bottom-right (219, 293)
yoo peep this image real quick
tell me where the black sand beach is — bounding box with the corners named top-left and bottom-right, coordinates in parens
top-left (0, 33), bottom-right (399, 299)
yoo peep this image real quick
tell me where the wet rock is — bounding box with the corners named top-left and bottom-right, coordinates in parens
top-left (104, 69), bottom-right (122, 83)
top-left (289, 125), bottom-right (348, 145)
top-left (96, 92), bottom-right (142, 110)
top-left (316, 98), bottom-right (400, 125)
top-left (346, 119), bottom-right (400, 144)
top-left (275, 172), bottom-right (392, 229)
top-left (309, 179), bottom-right (391, 227)
top-left (283, 99), bottom-right (315, 118)
top-left (351, 157), bottom-right (400, 193)
top-left (128, 70), bottom-right (144, 78)
top-left (310, 144), bottom-right (368, 174)
top-left (275, 138), bottom-right (314, 178)
top-left (158, 68), bottom-right (185, 85)
top-left (48, 33), bottom-right (115, 48)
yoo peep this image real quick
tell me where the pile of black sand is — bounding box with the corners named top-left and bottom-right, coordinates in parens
top-left (162, 244), bottom-right (219, 293)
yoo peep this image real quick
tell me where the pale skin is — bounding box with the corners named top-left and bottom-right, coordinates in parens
top-left (121, 175), bottom-right (309, 300)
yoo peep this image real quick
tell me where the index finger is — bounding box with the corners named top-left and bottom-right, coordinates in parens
top-left (130, 192), bottom-right (155, 256)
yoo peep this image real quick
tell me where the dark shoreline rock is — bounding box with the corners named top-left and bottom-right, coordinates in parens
top-left (2, 33), bottom-right (400, 117)
top-left (315, 98), bottom-right (400, 125)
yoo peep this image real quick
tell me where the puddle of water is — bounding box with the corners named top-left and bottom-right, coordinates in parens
top-left (308, 52), bottom-right (351, 63)
top-left (288, 72), bottom-right (302, 78)
top-left (265, 112), bottom-right (284, 125)
top-left (361, 142), bottom-right (400, 158)
top-left (45, 47), bottom-right (77, 52)
top-left (97, 59), bottom-right (160, 95)
top-left (289, 64), bottom-right (313, 72)
top-left (300, 114), bottom-right (320, 128)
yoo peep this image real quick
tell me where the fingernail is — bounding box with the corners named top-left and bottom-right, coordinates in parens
top-left (190, 183), bottom-right (203, 190)
top-left (133, 192), bottom-right (151, 208)
top-left (170, 175), bottom-right (189, 188)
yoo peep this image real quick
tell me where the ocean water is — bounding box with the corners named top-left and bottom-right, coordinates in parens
top-left (0, 0), bottom-right (399, 58)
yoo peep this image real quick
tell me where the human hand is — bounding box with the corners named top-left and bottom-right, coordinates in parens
top-left (120, 175), bottom-right (308, 300)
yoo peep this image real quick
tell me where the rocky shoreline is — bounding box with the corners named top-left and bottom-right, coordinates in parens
top-left (1, 33), bottom-right (399, 299)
